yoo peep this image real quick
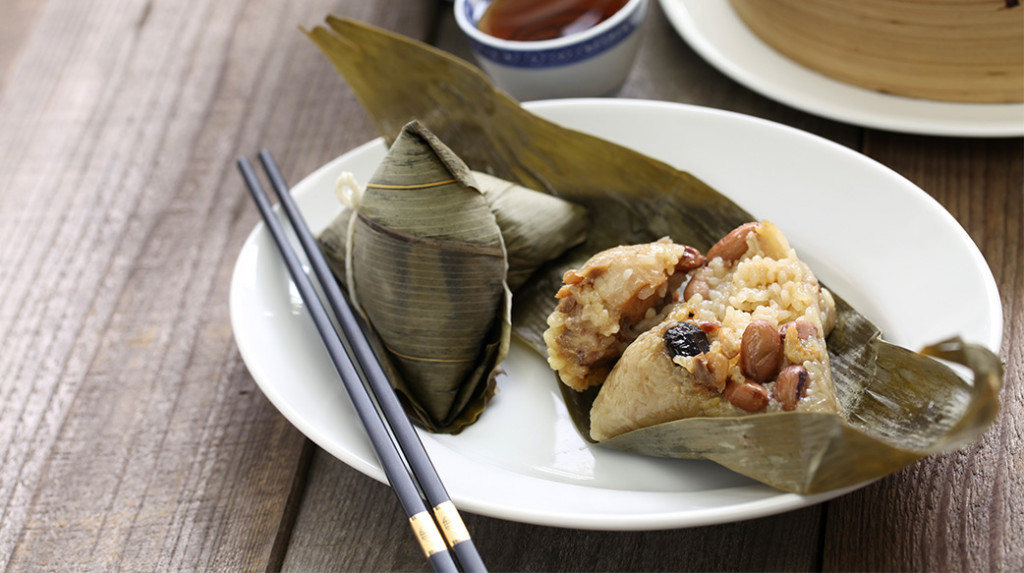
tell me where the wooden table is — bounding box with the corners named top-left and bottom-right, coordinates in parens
top-left (2, 1), bottom-right (1021, 570)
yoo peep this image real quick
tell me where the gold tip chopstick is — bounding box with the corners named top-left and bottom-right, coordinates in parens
top-left (237, 152), bottom-right (486, 573)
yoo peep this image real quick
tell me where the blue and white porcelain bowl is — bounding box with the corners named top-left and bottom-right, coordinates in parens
top-left (454, 0), bottom-right (648, 101)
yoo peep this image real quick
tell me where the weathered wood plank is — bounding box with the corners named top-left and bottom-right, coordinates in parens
top-left (0, 0), bottom-right (43, 93)
top-left (285, 449), bottom-right (827, 572)
top-left (282, 451), bottom-right (432, 572)
top-left (0, 0), bottom-right (435, 570)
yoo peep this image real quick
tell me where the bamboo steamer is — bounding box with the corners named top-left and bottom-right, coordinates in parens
top-left (730, 0), bottom-right (1024, 103)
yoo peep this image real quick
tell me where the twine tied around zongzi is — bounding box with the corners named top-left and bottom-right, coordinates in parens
top-left (334, 171), bottom-right (363, 304)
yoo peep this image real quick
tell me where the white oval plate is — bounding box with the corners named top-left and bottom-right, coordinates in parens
top-left (659, 0), bottom-right (1024, 137)
top-left (230, 99), bottom-right (1002, 530)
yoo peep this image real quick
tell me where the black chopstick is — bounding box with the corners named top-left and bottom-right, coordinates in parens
top-left (238, 158), bottom-right (460, 573)
top-left (238, 152), bottom-right (486, 573)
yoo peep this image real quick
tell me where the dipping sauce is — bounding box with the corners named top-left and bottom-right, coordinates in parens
top-left (478, 0), bottom-right (630, 42)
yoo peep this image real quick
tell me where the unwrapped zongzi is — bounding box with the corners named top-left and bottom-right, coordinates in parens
top-left (570, 221), bottom-right (844, 441)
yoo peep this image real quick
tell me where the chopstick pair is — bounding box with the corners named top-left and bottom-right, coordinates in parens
top-left (237, 150), bottom-right (486, 573)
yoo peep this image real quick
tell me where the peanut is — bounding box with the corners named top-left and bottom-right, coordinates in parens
top-left (707, 222), bottom-right (758, 264)
top-left (724, 378), bottom-right (770, 412)
top-left (675, 245), bottom-right (706, 273)
top-left (682, 267), bottom-right (711, 301)
top-left (780, 319), bottom-right (818, 340)
top-left (740, 320), bottom-right (783, 383)
top-left (775, 365), bottom-right (809, 411)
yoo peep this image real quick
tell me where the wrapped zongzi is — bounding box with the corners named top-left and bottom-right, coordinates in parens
top-left (316, 120), bottom-right (586, 433)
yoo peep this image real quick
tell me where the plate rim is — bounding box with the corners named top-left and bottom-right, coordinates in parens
top-left (658, 0), bottom-right (1024, 137)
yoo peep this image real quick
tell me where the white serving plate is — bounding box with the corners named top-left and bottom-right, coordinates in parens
top-left (230, 99), bottom-right (1002, 530)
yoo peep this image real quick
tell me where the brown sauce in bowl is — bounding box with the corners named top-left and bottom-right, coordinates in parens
top-left (478, 0), bottom-right (629, 41)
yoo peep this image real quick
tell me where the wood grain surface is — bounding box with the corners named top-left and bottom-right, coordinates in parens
top-left (1, 0), bottom-right (1020, 571)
